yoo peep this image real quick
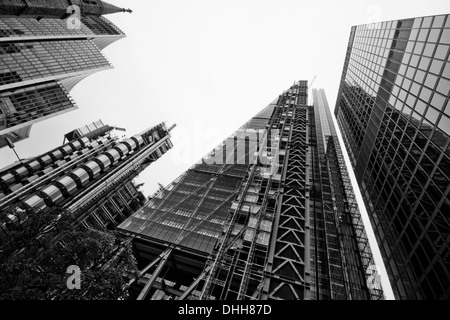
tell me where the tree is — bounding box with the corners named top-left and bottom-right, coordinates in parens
top-left (0, 207), bottom-right (138, 300)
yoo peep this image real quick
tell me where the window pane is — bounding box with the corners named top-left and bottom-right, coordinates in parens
top-left (419, 86), bottom-right (432, 102)
top-left (426, 107), bottom-right (439, 123)
top-left (436, 78), bottom-right (450, 96)
top-left (428, 29), bottom-right (441, 43)
top-left (432, 15), bottom-right (445, 28)
top-left (418, 29), bottom-right (428, 41)
top-left (431, 92), bottom-right (446, 111)
top-left (441, 29), bottom-right (450, 45)
top-left (435, 44), bottom-right (449, 60)
top-left (438, 115), bottom-right (450, 136)
top-left (429, 59), bottom-right (444, 75)
top-left (415, 100), bottom-right (427, 114)
top-left (423, 43), bottom-right (436, 57)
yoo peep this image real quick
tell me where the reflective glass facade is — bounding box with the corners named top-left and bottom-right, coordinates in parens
top-left (119, 82), bottom-right (384, 300)
top-left (335, 14), bottom-right (450, 300)
top-left (0, 15), bottom-right (123, 38)
top-left (0, 39), bottom-right (110, 82)
top-left (0, 81), bottom-right (77, 140)
top-left (310, 89), bottom-right (382, 300)
top-left (0, 14), bottom-right (125, 147)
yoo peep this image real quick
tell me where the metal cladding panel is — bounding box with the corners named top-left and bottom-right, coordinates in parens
top-left (105, 149), bottom-right (120, 162)
top-left (27, 174), bottom-right (39, 183)
top-left (132, 135), bottom-right (144, 146)
top-left (40, 155), bottom-right (52, 165)
top-left (40, 185), bottom-right (63, 204)
top-left (42, 167), bottom-right (53, 175)
top-left (84, 160), bottom-right (101, 177)
top-left (1, 172), bottom-right (15, 184)
top-left (27, 160), bottom-right (41, 171)
top-left (23, 194), bottom-right (46, 210)
top-left (95, 154), bottom-right (111, 169)
top-left (70, 140), bottom-right (82, 150)
top-left (89, 141), bottom-right (99, 149)
top-left (51, 149), bottom-right (63, 160)
top-left (70, 168), bottom-right (89, 185)
top-left (122, 138), bottom-right (137, 151)
top-left (61, 144), bottom-right (73, 155)
top-left (80, 137), bottom-right (90, 147)
top-left (9, 183), bottom-right (23, 193)
top-left (56, 176), bottom-right (77, 194)
top-left (116, 143), bottom-right (129, 155)
top-left (15, 166), bottom-right (28, 177)
top-left (55, 160), bottom-right (66, 167)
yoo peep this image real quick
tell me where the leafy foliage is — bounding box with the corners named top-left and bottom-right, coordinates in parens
top-left (0, 207), bottom-right (138, 300)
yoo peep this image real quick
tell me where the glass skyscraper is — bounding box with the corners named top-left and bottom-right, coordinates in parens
top-left (0, 2), bottom-right (127, 148)
top-left (335, 14), bottom-right (450, 299)
top-left (119, 82), bottom-right (384, 300)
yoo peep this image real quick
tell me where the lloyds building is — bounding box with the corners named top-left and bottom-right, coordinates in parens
top-left (0, 0), bottom-right (130, 148)
top-left (118, 82), bottom-right (384, 300)
top-left (335, 14), bottom-right (450, 299)
top-left (0, 120), bottom-right (174, 231)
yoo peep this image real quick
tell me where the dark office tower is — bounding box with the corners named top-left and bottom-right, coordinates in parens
top-left (335, 14), bottom-right (450, 300)
top-left (0, 5), bottom-right (127, 148)
top-left (0, 120), bottom-right (174, 231)
top-left (118, 82), bottom-right (384, 300)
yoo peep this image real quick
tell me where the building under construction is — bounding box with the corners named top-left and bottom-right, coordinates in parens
top-left (118, 82), bottom-right (384, 300)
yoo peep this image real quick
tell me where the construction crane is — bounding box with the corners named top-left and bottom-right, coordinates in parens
top-left (308, 75), bottom-right (317, 104)
top-left (309, 75), bottom-right (317, 93)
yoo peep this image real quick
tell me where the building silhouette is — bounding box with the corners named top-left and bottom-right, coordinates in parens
top-left (118, 82), bottom-right (384, 300)
top-left (0, 0), bottom-right (129, 148)
top-left (0, 120), bottom-right (174, 231)
top-left (335, 14), bottom-right (450, 299)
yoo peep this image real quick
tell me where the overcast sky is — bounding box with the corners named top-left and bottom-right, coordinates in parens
top-left (1, 0), bottom-right (450, 300)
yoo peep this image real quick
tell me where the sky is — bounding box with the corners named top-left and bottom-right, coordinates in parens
top-left (1, 0), bottom-right (450, 300)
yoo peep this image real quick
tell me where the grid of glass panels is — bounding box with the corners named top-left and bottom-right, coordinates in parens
top-left (0, 15), bottom-right (124, 38)
top-left (337, 19), bottom-right (409, 165)
top-left (0, 80), bottom-right (77, 131)
top-left (0, 39), bottom-right (111, 84)
top-left (0, 17), bottom-right (95, 38)
top-left (120, 170), bottom-right (244, 253)
top-left (81, 16), bottom-right (125, 35)
top-left (119, 106), bottom-right (277, 254)
top-left (335, 14), bottom-right (450, 300)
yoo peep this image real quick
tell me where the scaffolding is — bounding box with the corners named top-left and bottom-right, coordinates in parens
top-left (120, 82), bottom-right (385, 300)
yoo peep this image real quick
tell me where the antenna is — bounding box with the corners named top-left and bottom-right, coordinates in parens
top-left (5, 137), bottom-right (23, 164)
top-left (309, 75), bottom-right (317, 93)
top-left (308, 75), bottom-right (317, 104)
